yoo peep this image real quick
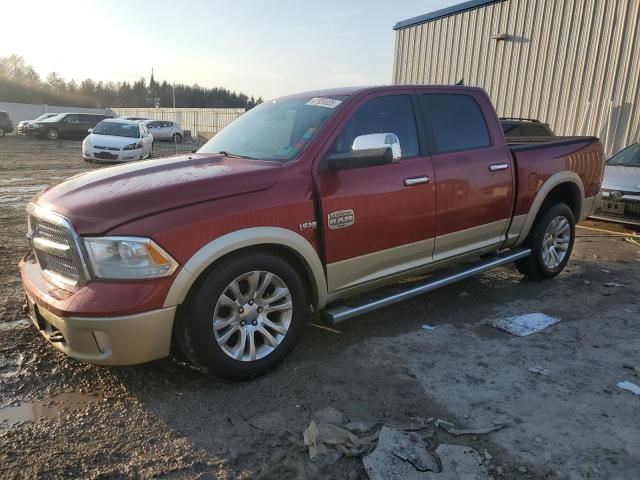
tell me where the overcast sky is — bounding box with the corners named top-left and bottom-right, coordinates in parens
top-left (3, 0), bottom-right (459, 99)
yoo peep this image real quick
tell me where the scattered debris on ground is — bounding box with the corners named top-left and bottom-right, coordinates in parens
top-left (363, 427), bottom-right (439, 479)
top-left (435, 419), bottom-right (507, 436)
top-left (527, 366), bottom-right (551, 376)
top-left (492, 313), bottom-right (560, 336)
top-left (617, 380), bottom-right (640, 396)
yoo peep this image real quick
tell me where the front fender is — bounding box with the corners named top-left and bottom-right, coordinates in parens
top-left (163, 227), bottom-right (328, 310)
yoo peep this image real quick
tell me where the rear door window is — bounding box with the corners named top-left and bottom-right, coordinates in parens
top-left (330, 94), bottom-right (419, 158)
top-left (420, 94), bottom-right (491, 154)
top-left (64, 114), bottom-right (80, 124)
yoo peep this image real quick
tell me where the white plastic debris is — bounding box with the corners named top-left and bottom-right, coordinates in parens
top-left (528, 366), bottom-right (551, 376)
top-left (617, 380), bottom-right (640, 396)
top-left (421, 324), bottom-right (436, 330)
top-left (492, 313), bottom-right (560, 337)
top-left (603, 282), bottom-right (623, 288)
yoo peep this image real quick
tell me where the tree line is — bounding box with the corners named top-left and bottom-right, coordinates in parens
top-left (0, 54), bottom-right (262, 109)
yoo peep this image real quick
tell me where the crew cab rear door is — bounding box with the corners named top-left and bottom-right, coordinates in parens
top-left (418, 91), bottom-right (514, 260)
top-left (313, 90), bottom-right (437, 293)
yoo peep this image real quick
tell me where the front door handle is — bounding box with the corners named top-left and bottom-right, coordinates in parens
top-left (489, 163), bottom-right (509, 172)
top-left (404, 176), bottom-right (431, 186)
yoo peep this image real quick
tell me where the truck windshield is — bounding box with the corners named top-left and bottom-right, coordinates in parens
top-left (607, 142), bottom-right (640, 167)
top-left (198, 95), bottom-right (347, 161)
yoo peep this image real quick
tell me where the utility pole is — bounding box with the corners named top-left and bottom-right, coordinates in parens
top-left (172, 83), bottom-right (176, 109)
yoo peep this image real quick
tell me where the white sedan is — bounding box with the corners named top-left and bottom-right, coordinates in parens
top-left (83, 119), bottom-right (154, 162)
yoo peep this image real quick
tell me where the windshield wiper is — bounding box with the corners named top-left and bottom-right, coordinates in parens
top-left (215, 151), bottom-right (257, 160)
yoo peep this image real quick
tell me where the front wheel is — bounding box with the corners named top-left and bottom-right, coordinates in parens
top-left (45, 128), bottom-right (59, 140)
top-left (184, 253), bottom-right (308, 380)
top-left (516, 203), bottom-right (575, 279)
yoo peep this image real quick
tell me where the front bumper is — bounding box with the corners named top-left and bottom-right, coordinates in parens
top-left (20, 254), bottom-right (177, 365)
top-left (83, 146), bottom-right (143, 163)
top-left (25, 294), bottom-right (175, 365)
top-left (590, 190), bottom-right (640, 226)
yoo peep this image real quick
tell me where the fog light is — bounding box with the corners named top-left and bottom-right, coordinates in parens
top-left (93, 331), bottom-right (112, 354)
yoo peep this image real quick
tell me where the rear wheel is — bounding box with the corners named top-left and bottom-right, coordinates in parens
top-left (172, 133), bottom-right (182, 144)
top-left (183, 253), bottom-right (308, 380)
top-left (516, 203), bottom-right (575, 279)
top-left (45, 128), bottom-right (59, 140)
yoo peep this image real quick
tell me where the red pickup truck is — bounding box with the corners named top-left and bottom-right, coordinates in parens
top-left (20, 85), bottom-right (604, 379)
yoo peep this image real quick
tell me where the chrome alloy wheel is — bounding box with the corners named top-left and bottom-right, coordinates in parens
top-left (542, 216), bottom-right (571, 269)
top-left (213, 271), bottom-right (293, 362)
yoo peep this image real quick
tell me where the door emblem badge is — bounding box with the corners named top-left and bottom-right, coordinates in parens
top-left (299, 221), bottom-right (317, 231)
top-left (328, 209), bottom-right (355, 229)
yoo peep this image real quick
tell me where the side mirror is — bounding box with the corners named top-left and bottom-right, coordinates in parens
top-left (352, 133), bottom-right (402, 160)
top-left (87, 128), bottom-right (93, 133)
top-left (324, 147), bottom-right (394, 171)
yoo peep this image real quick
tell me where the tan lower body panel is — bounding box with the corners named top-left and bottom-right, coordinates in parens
top-left (326, 237), bottom-right (435, 292)
top-left (26, 294), bottom-right (175, 365)
top-left (327, 218), bottom-right (509, 293)
top-left (432, 218), bottom-right (509, 262)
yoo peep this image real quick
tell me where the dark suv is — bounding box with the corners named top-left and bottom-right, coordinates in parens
top-left (501, 117), bottom-right (555, 138)
top-left (0, 110), bottom-right (13, 136)
top-left (26, 113), bottom-right (113, 140)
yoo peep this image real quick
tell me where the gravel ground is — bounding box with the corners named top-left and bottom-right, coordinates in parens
top-left (0, 135), bottom-right (639, 479)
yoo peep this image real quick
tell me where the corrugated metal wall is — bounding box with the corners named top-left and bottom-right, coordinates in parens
top-left (393, 0), bottom-right (640, 156)
top-left (110, 107), bottom-right (245, 137)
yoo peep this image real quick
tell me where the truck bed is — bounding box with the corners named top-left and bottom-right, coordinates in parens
top-left (509, 136), bottom-right (604, 218)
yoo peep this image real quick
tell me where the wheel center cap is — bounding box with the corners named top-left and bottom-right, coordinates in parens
top-left (239, 303), bottom-right (259, 322)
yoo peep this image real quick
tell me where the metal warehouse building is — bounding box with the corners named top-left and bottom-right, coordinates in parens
top-left (393, 0), bottom-right (640, 156)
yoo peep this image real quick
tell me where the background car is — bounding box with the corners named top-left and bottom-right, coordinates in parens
top-left (143, 119), bottom-right (184, 143)
top-left (0, 110), bottom-right (14, 137)
top-left (118, 116), bottom-right (152, 121)
top-left (501, 117), bottom-right (555, 137)
top-left (82, 118), bottom-right (153, 162)
top-left (26, 113), bottom-right (113, 140)
top-left (17, 113), bottom-right (60, 134)
top-left (590, 142), bottom-right (640, 226)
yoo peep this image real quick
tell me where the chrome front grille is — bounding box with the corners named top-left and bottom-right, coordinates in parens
top-left (27, 205), bottom-right (86, 288)
top-left (93, 145), bottom-right (120, 151)
top-left (38, 251), bottom-right (80, 279)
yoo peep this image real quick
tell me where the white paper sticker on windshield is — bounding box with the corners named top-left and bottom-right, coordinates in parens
top-left (306, 97), bottom-right (342, 108)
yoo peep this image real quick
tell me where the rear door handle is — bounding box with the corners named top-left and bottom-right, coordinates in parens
top-left (489, 163), bottom-right (509, 172)
top-left (404, 176), bottom-right (431, 186)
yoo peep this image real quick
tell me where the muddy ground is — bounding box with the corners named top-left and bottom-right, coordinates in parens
top-left (0, 135), bottom-right (639, 479)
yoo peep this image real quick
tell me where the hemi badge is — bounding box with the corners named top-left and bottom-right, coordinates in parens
top-left (328, 209), bottom-right (355, 229)
top-left (299, 221), bottom-right (317, 231)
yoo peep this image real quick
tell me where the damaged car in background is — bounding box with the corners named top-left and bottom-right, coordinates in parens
top-left (590, 142), bottom-right (640, 226)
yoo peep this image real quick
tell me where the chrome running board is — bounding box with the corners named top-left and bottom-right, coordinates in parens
top-left (324, 249), bottom-right (531, 324)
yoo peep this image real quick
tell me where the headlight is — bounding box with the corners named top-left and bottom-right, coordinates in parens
top-left (83, 137), bottom-right (92, 148)
top-left (83, 237), bottom-right (178, 279)
top-left (123, 142), bottom-right (143, 151)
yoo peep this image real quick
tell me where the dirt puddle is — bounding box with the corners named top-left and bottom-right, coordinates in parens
top-left (0, 391), bottom-right (102, 430)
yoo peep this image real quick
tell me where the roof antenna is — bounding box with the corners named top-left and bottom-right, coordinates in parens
top-left (455, 78), bottom-right (464, 85)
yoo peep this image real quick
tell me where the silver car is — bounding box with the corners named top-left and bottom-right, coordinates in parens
top-left (591, 142), bottom-right (640, 226)
top-left (142, 120), bottom-right (184, 143)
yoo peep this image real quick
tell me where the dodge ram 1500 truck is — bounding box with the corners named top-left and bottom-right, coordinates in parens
top-left (20, 85), bottom-right (605, 379)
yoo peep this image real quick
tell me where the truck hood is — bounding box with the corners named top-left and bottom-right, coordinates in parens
top-left (602, 165), bottom-right (640, 193)
top-left (34, 153), bottom-right (280, 233)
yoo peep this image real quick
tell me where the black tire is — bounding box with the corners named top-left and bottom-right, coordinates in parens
top-left (45, 128), bottom-right (59, 141)
top-left (515, 202), bottom-right (575, 279)
top-left (0, 130), bottom-right (5, 137)
top-left (184, 252), bottom-right (308, 380)
top-left (172, 133), bottom-right (182, 144)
